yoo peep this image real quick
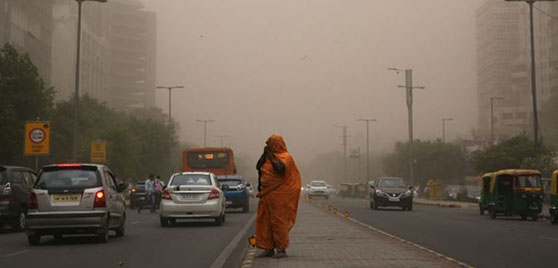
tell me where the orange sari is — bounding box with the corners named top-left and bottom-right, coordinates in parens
top-left (255, 134), bottom-right (301, 250)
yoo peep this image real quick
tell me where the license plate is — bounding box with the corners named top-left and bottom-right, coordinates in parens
top-left (181, 194), bottom-right (198, 200)
top-left (225, 201), bottom-right (233, 205)
top-left (52, 194), bottom-right (80, 203)
top-left (388, 197), bottom-right (400, 202)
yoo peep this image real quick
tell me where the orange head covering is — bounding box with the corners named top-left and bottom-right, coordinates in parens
top-left (266, 134), bottom-right (288, 154)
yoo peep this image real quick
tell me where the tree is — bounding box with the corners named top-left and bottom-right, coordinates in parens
top-left (381, 140), bottom-right (467, 186)
top-left (471, 135), bottom-right (556, 176)
top-left (0, 43), bottom-right (54, 165)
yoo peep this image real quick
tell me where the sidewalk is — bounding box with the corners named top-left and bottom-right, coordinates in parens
top-left (243, 200), bottom-right (469, 268)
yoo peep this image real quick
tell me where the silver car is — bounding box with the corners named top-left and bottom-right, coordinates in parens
top-left (26, 163), bottom-right (127, 245)
top-left (159, 172), bottom-right (226, 226)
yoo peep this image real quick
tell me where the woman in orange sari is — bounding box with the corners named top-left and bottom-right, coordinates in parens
top-left (255, 134), bottom-right (301, 258)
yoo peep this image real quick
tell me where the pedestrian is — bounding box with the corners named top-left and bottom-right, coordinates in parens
top-left (255, 134), bottom-right (301, 258)
top-left (138, 174), bottom-right (155, 214)
top-left (152, 176), bottom-right (163, 212)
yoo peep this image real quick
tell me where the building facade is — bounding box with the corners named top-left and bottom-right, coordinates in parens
top-left (0, 0), bottom-right (54, 85)
top-left (51, 0), bottom-right (156, 110)
top-left (476, 0), bottom-right (557, 140)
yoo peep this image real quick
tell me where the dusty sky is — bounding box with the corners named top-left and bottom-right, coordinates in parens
top-left (141, 0), bottom-right (483, 163)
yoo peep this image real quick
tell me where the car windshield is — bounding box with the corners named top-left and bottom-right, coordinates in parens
top-left (378, 179), bottom-right (406, 188)
top-left (36, 169), bottom-right (101, 189)
top-left (311, 182), bottom-right (326, 187)
top-left (465, 185), bottom-right (481, 195)
top-left (171, 174), bottom-right (212, 186)
top-left (515, 175), bottom-right (542, 188)
top-left (219, 179), bottom-right (243, 186)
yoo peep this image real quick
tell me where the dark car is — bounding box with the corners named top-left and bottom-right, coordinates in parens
top-left (369, 177), bottom-right (413, 211)
top-left (442, 185), bottom-right (467, 201)
top-left (0, 165), bottom-right (37, 231)
top-left (217, 175), bottom-right (250, 213)
top-left (129, 180), bottom-right (147, 209)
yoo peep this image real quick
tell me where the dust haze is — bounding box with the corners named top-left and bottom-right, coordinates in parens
top-left (142, 0), bottom-right (481, 179)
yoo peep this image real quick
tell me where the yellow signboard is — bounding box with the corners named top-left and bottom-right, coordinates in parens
top-left (91, 140), bottom-right (107, 163)
top-left (24, 122), bottom-right (51, 156)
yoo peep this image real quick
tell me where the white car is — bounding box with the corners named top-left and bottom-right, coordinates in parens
top-left (159, 172), bottom-right (226, 226)
top-left (307, 180), bottom-right (329, 199)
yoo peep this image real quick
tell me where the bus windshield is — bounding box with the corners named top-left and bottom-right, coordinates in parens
top-left (186, 151), bottom-right (229, 169)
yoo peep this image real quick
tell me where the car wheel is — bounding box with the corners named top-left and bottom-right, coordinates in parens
top-left (160, 216), bottom-right (169, 227)
top-left (479, 206), bottom-right (485, 216)
top-left (489, 208), bottom-right (497, 219)
top-left (551, 213), bottom-right (558, 224)
top-left (242, 203), bottom-right (250, 213)
top-left (373, 201), bottom-right (379, 210)
top-left (407, 204), bottom-right (413, 211)
top-left (97, 232), bottom-right (109, 243)
top-left (370, 201), bottom-right (374, 209)
top-left (11, 211), bottom-right (26, 231)
top-left (27, 234), bottom-right (41, 245)
top-left (215, 213), bottom-right (224, 226)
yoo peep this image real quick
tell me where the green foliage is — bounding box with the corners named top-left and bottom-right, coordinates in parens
top-left (381, 140), bottom-right (467, 186)
top-left (471, 135), bottom-right (556, 177)
top-left (0, 43), bottom-right (54, 164)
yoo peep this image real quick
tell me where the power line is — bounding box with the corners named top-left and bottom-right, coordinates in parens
top-left (534, 5), bottom-right (557, 20)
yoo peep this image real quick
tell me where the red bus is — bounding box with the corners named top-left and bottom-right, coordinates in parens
top-left (182, 147), bottom-right (236, 176)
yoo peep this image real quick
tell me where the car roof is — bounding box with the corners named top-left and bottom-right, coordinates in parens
top-left (173, 171), bottom-right (213, 176)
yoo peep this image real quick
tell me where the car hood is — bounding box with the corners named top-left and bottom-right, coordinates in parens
top-left (377, 187), bottom-right (407, 194)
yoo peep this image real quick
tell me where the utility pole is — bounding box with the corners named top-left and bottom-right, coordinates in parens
top-left (388, 68), bottom-right (425, 184)
top-left (157, 86), bottom-right (184, 174)
top-left (442, 118), bottom-right (453, 143)
top-left (72, 0), bottom-right (107, 160)
top-left (504, 0), bottom-right (556, 150)
top-left (196, 119), bottom-right (215, 147)
top-left (342, 126), bottom-right (348, 181)
top-left (358, 118), bottom-right (376, 181)
top-left (215, 135), bottom-right (230, 147)
top-left (490, 97), bottom-right (504, 144)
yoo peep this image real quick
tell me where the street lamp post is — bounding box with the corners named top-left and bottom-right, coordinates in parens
top-left (72, 0), bottom-right (107, 160)
top-left (388, 68), bottom-right (425, 184)
top-left (157, 86), bottom-right (184, 174)
top-left (504, 0), bottom-right (556, 149)
top-left (196, 119), bottom-right (215, 147)
top-left (358, 118), bottom-right (376, 181)
top-left (490, 97), bottom-right (504, 144)
top-left (442, 118), bottom-right (453, 143)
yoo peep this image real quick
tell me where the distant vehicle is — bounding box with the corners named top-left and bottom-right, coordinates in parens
top-left (0, 165), bottom-right (37, 231)
top-left (159, 172), bottom-right (226, 226)
top-left (182, 147), bottom-right (235, 176)
top-left (442, 185), bottom-right (467, 201)
top-left (217, 175), bottom-right (250, 213)
top-left (129, 180), bottom-right (147, 209)
top-left (338, 182), bottom-right (359, 198)
top-left (27, 163), bottom-right (128, 245)
top-left (369, 177), bottom-right (413, 211)
top-left (307, 180), bottom-right (329, 199)
top-left (485, 169), bottom-right (543, 221)
top-left (464, 185), bottom-right (481, 203)
top-left (550, 170), bottom-right (558, 224)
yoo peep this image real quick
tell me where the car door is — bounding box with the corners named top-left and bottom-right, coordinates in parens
top-left (103, 169), bottom-right (122, 226)
top-left (10, 170), bottom-right (26, 211)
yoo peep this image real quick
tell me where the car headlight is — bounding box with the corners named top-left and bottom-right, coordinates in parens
top-left (405, 190), bottom-right (411, 196)
top-left (375, 189), bottom-right (382, 195)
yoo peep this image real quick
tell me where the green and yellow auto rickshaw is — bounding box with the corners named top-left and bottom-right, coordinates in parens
top-left (549, 170), bottom-right (558, 224)
top-left (487, 169), bottom-right (544, 221)
top-left (478, 172), bottom-right (493, 215)
top-left (338, 182), bottom-right (358, 198)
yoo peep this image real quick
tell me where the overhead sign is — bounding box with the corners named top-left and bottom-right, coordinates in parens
top-left (91, 140), bottom-right (107, 163)
top-left (24, 121), bottom-right (51, 156)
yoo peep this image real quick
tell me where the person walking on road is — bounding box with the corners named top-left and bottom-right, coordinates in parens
top-left (152, 176), bottom-right (163, 212)
top-left (138, 174), bottom-right (155, 214)
top-left (255, 134), bottom-right (301, 258)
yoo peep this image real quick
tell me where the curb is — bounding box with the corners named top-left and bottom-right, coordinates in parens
top-left (239, 248), bottom-right (257, 268)
top-left (305, 197), bottom-right (476, 268)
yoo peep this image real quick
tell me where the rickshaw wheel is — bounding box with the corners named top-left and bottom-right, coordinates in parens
top-left (520, 214), bottom-right (527, 221)
top-left (530, 214), bottom-right (538, 221)
top-left (489, 208), bottom-right (497, 219)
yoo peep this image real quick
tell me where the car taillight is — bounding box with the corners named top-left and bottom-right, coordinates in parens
top-left (29, 192), bottom-right (38, 210)
top-left (94, 190), bottom-right (106, 208)
top-left (57, 163), bottom-right (82, 167)
top-left (208, 189), bottom-right (220, 200)
top-left (1, 182), bottom-right (11, 201)
top-left (162, 189), bottom-right (172, 200)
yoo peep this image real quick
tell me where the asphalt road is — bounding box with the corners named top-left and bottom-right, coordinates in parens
top-left (0, 199), bottom-right (257, 268)
top-left (326, 196), bottom-right (558, 268)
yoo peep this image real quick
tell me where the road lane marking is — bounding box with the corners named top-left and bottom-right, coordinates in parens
top-left (3, 249), bottom-right (31, 258)
top-left (209, 213), bottom-right (256, 268)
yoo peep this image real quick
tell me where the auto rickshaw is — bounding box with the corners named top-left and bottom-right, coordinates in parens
top-left (549, 170), bottom-right (558, 224)
top-left (479, 172), bottom-right (493, 215)
top-left (338, 182), bottom-right (358, 198)
top-left (487, 169), bottom-right (544, 221)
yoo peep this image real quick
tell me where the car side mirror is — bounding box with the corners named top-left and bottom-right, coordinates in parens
top-left (116, 183), bottom-right (128, 193)
top-left (408, 186), bottom-right (414, 190)
top-left (221, 185), bottom-right (230, 191)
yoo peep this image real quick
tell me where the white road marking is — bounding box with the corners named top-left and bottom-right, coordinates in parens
top-left (3, 249), bottom-right (31, 258)
top-left (209, 214), bottom-right (256, 268)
